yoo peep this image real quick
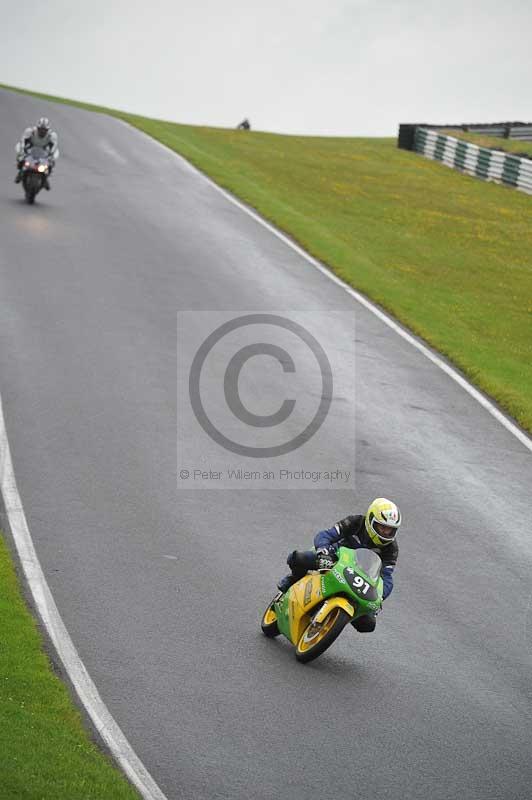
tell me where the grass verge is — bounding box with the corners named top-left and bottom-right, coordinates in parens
top-left (2, 83), bottom-right (531, 433)
top-left (0, 530), bottom-right (140, 800)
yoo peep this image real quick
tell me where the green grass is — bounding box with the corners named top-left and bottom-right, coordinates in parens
top-left (2, 83), bottom-right (531, 432)
top-left (441, 128), bottom-right (532, 157)
top-left (0, 531), bottom-right (140, 799)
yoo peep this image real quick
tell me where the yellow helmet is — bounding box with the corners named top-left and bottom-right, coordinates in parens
top-left (365, 498), bottom-right (401, 546)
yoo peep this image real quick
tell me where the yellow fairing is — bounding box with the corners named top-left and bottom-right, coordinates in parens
top-left (287, 575), bottom-right (355, 645)
top-left (287, 574), bottom-right (324, 645)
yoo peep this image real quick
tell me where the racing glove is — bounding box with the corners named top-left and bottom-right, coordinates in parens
top-left (315, 547), bottom-right (336, 570)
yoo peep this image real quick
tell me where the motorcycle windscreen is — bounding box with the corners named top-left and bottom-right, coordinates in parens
top-left (353, 549), bottom-right (382, 582)
top-left (28, 147), bottom-right (48, 161)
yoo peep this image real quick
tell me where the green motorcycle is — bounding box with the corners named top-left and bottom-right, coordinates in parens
top-left (261, 547), bottom-right (383, 663)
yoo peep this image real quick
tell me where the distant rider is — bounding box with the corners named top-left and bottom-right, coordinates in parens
top-left (15, 117), bottom-right (59, 190)
top-left (277, 498), bottom-right (401, 632)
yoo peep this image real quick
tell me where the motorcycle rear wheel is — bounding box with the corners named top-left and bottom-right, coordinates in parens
top-left (295, 608), bottom-right (350, 663)
top-left (261, 601), bottom-right (280, 638)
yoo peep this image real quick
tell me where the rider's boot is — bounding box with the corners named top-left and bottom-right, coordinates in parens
top-left (14, 170), bottom-right (22, 184)
top-left (351, 613), bottom-right (377, 633)
top-left (43, 177), bottom-right (50, 190)
top-left (277, 574), bottom-right (297, 593)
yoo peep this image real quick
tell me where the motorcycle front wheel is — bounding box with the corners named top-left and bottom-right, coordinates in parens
top-left (295, 607), bottom-right (350, 663)
top-left (23, 175), bottom-right (40, 204)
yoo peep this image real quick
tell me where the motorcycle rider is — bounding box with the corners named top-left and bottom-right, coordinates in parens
top-left (15, 117), bottom-right (59, 189)
top-left (277, 498), bottom-right (401, 632)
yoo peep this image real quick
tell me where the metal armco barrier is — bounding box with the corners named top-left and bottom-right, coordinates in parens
top-left (399, 126), bottom-right (532, 196)
top-left (400, 121), bottom-right (532, 141)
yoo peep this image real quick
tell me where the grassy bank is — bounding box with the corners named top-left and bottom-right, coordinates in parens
top-left (2, 84), bottom-right (531, 432)
top-left (0, 531), bottom-right (140, 799)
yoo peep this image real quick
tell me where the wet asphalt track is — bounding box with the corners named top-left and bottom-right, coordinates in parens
top-left (1, 88), bottom-right (531, 800)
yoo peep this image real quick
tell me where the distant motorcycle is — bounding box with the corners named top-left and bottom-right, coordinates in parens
top-left (19, 147), bottom-right (52, 204)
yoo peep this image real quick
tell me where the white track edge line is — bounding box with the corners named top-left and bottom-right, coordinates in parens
top-left (0, 394), bottom-right (168, 800)
top-left (117, 117), bottom-right (531, 453)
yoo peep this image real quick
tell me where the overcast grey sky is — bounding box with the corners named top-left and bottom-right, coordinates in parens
top-left (1, 0), bottom-right (531, 136)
